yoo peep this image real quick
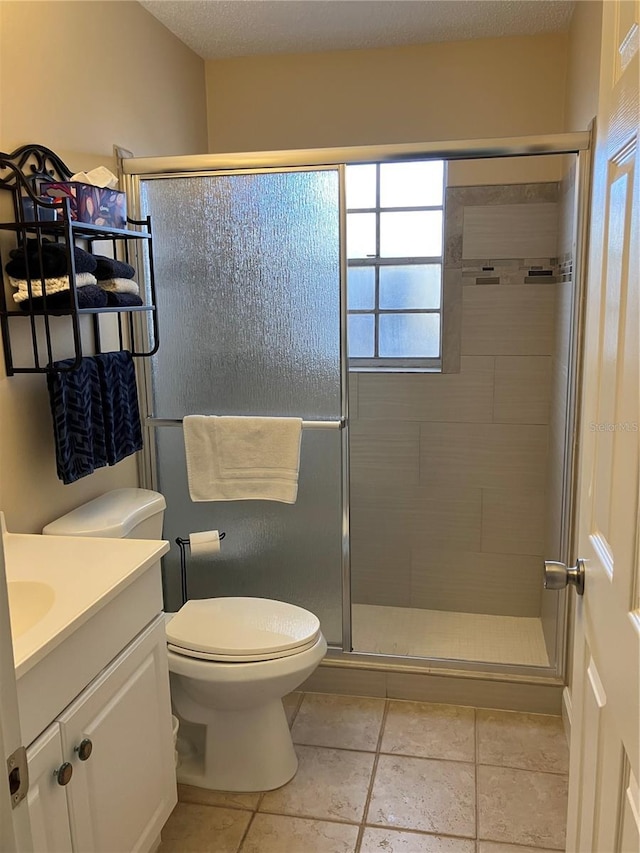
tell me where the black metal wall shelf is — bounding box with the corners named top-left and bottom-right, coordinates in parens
top-left (0, 144), bottom-right (159, 375)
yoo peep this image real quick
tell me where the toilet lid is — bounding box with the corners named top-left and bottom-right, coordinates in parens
top-left (166, 597), bottom-right (321, 662)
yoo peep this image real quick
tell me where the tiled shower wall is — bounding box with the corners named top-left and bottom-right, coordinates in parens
top-left (349, 182), bottom-right (562, 618)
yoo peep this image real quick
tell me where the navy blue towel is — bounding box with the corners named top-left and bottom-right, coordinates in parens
top-left (94, 255), bottom-right (136, 280)
top-left (7, 241), bottom-right (97, 278)
top-left (105, 291), bottom-right (143, 307)
top-left (47, 357), bottom-right (108, 484)
top-left (94, 351), bottom-right (143, 466)
top-left (19, 284), bottom-right (109, 312)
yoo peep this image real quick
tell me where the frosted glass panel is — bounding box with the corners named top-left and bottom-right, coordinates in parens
top-left (141, 169), bottom-right (343, 645)
top-left (347, 267), bottom-right (375, 310)
top-left (379, 265), bottom-right (441, 309)
top-left (142, 171), bottom-right (341, 418)
top-left (379, 313), bottom-right (440, 357)
top-left (348, 314), bottom-right (375, 357)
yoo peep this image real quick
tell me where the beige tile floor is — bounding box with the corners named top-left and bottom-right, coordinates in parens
top-left (160, 692), bottom-right (569, 853)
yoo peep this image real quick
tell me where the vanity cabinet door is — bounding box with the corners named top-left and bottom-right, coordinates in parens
top-left (58, 617), bottom-right (176, 853)
top-left (26, 723), bottom-right (73, 853)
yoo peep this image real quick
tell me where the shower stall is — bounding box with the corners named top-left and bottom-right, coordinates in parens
top-left (123, 132), bottom-right (590, 695)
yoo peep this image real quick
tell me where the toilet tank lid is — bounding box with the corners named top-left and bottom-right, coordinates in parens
top-left (42, 489), bottom-right (166, 538)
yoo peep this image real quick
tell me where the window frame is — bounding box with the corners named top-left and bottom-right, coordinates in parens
top-left (346, 160), bottom-right (446, 372)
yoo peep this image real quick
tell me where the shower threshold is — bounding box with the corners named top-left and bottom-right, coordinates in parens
top-left (351, 604), bottom-right (549, 667)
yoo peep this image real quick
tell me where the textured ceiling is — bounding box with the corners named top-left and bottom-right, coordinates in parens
top-left (139, 0), bottom-right (575, 60)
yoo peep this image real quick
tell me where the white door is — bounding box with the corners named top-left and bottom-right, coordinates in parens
top-left (0, 514), bottom-right (33, 851)
top-left (566, 1), bottom-right (640, 850)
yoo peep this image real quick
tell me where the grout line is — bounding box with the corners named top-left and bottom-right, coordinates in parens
top-left (256, 808), bottom-right (364, 827)
top-left (363, 822), bottom-right (478, 842)
top-left (235, 809), bottom-right (257, 853)
top-left (354, 698), bottom-right (390, 852)
top-left (474, 706), bottom-right (479, 841)
top-left (476, 760), bottom-right (570, 777)
top-left (286, 741), bottom-right (478, 766)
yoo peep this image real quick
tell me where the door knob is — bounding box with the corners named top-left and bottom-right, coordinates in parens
top-left (544, 559), bottom-right (585, 595)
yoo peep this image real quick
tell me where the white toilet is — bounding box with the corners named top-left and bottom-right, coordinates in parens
top-left (43, 488), bottom-right (327, 792)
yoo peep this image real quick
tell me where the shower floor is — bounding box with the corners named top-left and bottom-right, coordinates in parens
top-left (351, 603), bottom-right (550, 667)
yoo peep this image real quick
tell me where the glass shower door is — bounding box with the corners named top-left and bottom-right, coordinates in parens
top-left (139, 168), bottom-right (345, 645)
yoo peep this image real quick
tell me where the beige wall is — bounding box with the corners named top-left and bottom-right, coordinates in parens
top-left (205, 33), bottom-right (569, 154)
top-left (0, 1), bottom-right (207, 533)
top-left (564, 0), bottom-right (603, 132)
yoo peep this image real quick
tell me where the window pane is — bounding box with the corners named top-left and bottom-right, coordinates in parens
top-left (379, 265), bottom-right (441, 309)
top-left (380, 211), bottom-right (442, 257)
top-left (347, 212), bottom-right (376, 258)
top-left (348, 314), bottom-right (375, 357)
top-left (347, 267), bottom-right (376, 310)
top-left (346, 164), bottom-right (377, 209)
top-left (379, 313), bottom-right (440, 358)
top-left (380, 161), bottom-right (444, 208)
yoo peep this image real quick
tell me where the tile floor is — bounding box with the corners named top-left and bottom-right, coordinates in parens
top-left (352, 605), bottom-right (549, 666)
top-left (160, 692), bottom-right (569, 853)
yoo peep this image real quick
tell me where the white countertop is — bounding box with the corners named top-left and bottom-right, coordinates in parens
top-left (4, 532), bottom-right (170, 679)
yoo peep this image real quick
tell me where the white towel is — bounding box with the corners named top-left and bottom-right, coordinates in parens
top-left (97, 277), bottom-right (139, 294)
top-left (183, 415), bottom-right (303, 503)
top-left (9, 272), bottom-right (97, 302)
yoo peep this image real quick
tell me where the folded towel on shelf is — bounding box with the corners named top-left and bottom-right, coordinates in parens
top-left (96, 277), bottom-right (139, 295)
top-left (9, 272), bottom-right (98, 303)
top-left (6, 241), bottom-right (97, 278)
top-left (94, 351), bottom-right (143, 466)
top-left (47, 357), bottom-right (108, 485)
top-left (18, 284), bottom-right (109, 312)
top-left (105, 291), bottom-right (143, 307)
top-left (183, 415), bottom-right (303, 503)
top-left (93, 255), bottom-right (136, 280)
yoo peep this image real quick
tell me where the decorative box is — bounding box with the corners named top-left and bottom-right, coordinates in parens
top-left (42, 182), bottom-right (127, 229)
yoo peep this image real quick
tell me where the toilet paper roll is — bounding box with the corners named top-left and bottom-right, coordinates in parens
top-left (189, 529), bottom-right (221, 558)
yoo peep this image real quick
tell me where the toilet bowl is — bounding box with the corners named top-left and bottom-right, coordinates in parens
top-left (166, 596), bottom-right (327, 791)
top-left (43, 489), bottom-right (327, 792)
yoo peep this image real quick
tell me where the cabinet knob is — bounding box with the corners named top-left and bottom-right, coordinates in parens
top-left (54, 762), bottom-right (73, 786)
top-left (74, 738), bottom-right (93, 761)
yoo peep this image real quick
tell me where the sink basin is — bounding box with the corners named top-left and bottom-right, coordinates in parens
top-left (7, 580), bottom-right (55, 638)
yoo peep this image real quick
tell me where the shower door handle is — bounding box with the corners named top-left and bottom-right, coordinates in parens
top-left (544, 559), bottom-right (585, 595)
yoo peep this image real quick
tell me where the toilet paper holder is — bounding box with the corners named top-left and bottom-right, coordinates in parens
top-left (176, 532), bottom-right (226, 605)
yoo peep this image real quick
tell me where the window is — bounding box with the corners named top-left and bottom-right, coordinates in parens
top-left (345, 160), bottom-right (445, 370)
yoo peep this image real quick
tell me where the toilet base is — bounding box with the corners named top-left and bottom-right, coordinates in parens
top-left (176, 699), bottom-right (298, 792)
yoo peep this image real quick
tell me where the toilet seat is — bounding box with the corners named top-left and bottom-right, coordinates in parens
top-left (166, 597), bottom-right (321, 663)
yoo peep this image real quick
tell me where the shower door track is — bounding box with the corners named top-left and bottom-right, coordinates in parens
top-left (125, 129), bottom-right (592, 685)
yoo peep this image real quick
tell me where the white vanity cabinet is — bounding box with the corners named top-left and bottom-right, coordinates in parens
top-left (25, 617), bottom-right (176, 853)
top-left (5, 531), bottom-right (175, 852)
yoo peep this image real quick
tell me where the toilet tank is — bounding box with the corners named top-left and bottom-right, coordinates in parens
top-left (42, 488), bottom-right (166, 540)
